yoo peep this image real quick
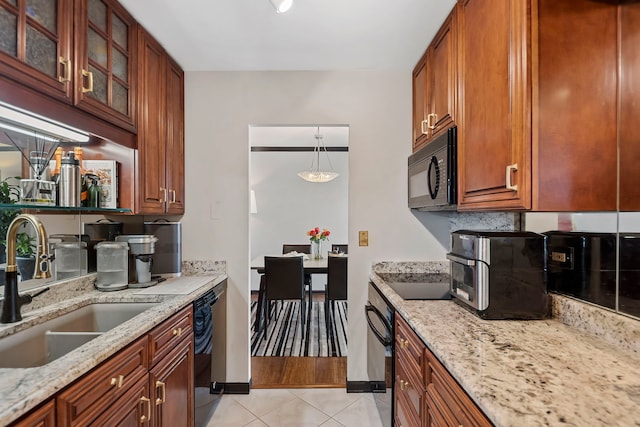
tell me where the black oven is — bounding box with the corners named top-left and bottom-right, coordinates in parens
top-left (408, 126), bottom-right (457, 211)
top-left (365, 282), bottom-right (394, 427)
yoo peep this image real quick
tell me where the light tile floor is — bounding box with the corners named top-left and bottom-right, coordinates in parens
top-left (196, 388), bottom-right (385, 427)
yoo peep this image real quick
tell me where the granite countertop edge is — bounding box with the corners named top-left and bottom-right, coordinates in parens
top-left (0, 274), bottom-right (227, 426)
top-left (369, 267), bottom-right (640, 427)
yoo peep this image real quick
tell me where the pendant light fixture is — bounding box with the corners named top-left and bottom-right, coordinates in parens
top-left (297, 126), bottom-right (339, 183)
top-left (269, 0), bottom-right (293, 13)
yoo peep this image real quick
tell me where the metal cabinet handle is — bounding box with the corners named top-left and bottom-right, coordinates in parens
top-left (506, 163), bottom-right (518, 191)
top-left (397, 336), bottom-right (408, 349)
top-left (160, 187), bottom-right (167, 203)
top-left (110, 374), bottom-right (124, 388)
top-left (446, 253), bottom-right (476, 266)
top-left (173, 327), bottom-right (182, 337)
top-left (399, 379), bottom-right (408, 390)
top-left (170, 189), bottom-right (176, 203)
top-left (139, 396), bottom-right (151, 423)
top-left (81, 69), bottom-right (93, 93)
top-left (427, 113), bottom-right (438, 130)
top-left (421, 119), bottom-right (429, 135)
top-left (155, 381), bottom-right (166, 405)
top-left (58, 57), bottom-right (71, 82)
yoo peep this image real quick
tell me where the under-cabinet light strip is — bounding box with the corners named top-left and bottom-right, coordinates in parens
top-left (0, 102), bottom-right (90, 143)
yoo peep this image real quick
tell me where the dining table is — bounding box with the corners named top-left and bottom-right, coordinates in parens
top-left (250, 254), bottom-right (347, 333)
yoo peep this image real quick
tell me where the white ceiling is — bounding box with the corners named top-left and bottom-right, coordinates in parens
top-left (119, 0), bottom-right (457, 71)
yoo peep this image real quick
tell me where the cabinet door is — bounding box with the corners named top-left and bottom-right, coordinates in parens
top-left (57, 336), bottom-right (148, 426)
top-left (150, 334), bottom-right (194, 427)
top-left (88, 375), bottom-right (151, 427)
top-left (428, 6), bottom-right (456, 139)
top-left (412, 52), bottom-right (429, 152)
top-left (165, 55), bottom-right (185, 215)
top-left (137, 27), bottom-right (167, 214)
top-left (74, 0), bottom-right (137, 132)
top-left (457, 0), bottom-right (531, 210)
top-left (0, 0), bottom-right (73, 101)
top-left (10, 400), bottom-right (55, 427)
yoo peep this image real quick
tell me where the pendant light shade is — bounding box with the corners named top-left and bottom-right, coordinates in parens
top-left (269, 0), bottom-right (293, 13)
top-left (297, 127), bottom-right (339, 183)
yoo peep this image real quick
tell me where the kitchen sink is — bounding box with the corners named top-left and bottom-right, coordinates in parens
top-left (376, 273), bottom-right (451, 300)
top-left (0, 302), bottom-right (158, 368)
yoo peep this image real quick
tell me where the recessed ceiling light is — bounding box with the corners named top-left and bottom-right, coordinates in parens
top-left (269, 0), bottom-right (293, 13)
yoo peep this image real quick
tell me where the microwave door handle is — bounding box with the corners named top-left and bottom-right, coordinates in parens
top-left (446, 253), bottom-right (476, 266)
top-left (365, 304), bottom-right (392, 347)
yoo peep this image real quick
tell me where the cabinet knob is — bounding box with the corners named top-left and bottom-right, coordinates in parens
top-left (173, 327), bottom-right (182, 337)
top-left (155, 380), bottom-right (166, 405)
top-left (110, 374), bottom-right (124, 388)
top-left (81, 69), bottom-right (93, 93)
top-left (397, 336), bottom-right (408, 349)
top-left (139, 396), bottom-right (151, 423)
top-left (400, 379), bottom-right (408, 390)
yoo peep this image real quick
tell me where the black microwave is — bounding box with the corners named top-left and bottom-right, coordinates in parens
top-left (408, 126), bottom-right (457, 211)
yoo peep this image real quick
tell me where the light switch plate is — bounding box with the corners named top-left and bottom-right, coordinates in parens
top-left (359, 231), bottom-right (368, 246)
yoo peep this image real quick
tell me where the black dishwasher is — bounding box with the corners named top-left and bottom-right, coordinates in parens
top-left (193, 283), bottom-right (225, 392)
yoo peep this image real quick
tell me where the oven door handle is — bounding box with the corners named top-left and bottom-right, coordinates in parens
top-left (446, 253), bottom-right (476, 266)
top-left (365, 304), bottom-right (392, 347)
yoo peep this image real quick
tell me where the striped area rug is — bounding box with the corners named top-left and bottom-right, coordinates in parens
top-left (251, 300), bottom-right (348, 357)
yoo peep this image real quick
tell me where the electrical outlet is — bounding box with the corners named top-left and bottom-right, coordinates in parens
top-left (359, 231), bottom-right (368, 246)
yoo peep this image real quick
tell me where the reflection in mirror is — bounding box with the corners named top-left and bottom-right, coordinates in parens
top-left (525, 212), bottom-right (638, 320)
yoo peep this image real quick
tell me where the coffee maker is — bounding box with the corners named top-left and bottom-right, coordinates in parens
top-left (115, 235), bottom-right (158, 287)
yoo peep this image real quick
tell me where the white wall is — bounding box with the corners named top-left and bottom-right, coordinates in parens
top-left (182, 71), bottom-right (450, 384)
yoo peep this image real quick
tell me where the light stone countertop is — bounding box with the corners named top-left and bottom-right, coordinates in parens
top-left (0, 274), bottom-right (227, 426)
top-left (370, 264), bottom-right (640, 427)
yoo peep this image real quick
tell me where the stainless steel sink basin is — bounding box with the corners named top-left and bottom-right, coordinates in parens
top-left (0, 302), bottom-right (158, 368)
top-left (377, 273), bottom-right (451, 300)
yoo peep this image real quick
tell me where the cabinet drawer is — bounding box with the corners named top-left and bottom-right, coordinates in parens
top-left (57, 335), bottom-right (148, 426)
top-left (395, 379), bottom-right (421, 427)
top-left (425, 347), bottom-right (493, 427)
top-left (395, 315), bottom-right (425, 379)
top-left (148, 305), bottom-right (193, 366)
top-left (395, 357), bottom-right (423, 420)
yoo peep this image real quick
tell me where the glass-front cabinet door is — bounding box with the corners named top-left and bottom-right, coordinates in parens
top-left (74, 0), bottom-right (137, 132)
top-left (0, 0), bottom-right (73, 101)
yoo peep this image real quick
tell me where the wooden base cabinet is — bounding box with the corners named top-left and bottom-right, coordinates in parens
top-left (394, 314), bottom-right (492, 427)
top-left (10, 306), bottom-right (194, 427)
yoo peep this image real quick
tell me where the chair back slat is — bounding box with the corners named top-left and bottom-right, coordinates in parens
top-left (282, 244), bottom-right (311, 254)
top-left (327, 255), bottom-right (348, 300)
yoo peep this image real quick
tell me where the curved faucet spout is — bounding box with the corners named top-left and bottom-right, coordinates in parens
top-left (2, 214), bottom-right (50, 323)
top-left (4, 214), bottom-right (50, 279)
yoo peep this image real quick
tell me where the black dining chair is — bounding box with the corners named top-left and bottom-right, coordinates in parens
top-left (263, 256), bottom-right (308, 339)
top-left (282, 244), bottom-right (312, 289)
top-left (325, 254), bottom-right (347, 331)
top-left (331, 244), bottom-right (348, 254)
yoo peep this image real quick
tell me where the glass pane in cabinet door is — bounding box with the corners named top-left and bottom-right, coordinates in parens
top-left (88, 27), bottom-right (107, 68)
top-left (26, 26), bottom-right (56, 77)
top-left (87, 0), bottom-right (107, 32)
top-left (112, 48), bottom-right (127, 81)
top-left (112, 13), bottom-right (127, 49)
top-left (112, 82), bottom-right (128, 115)
top-left (0, 7), bottom-right (17, 57)
top-left (25, 0), bottom-right (57, 33)
top-left (87, 64), bottom-right (107, 103)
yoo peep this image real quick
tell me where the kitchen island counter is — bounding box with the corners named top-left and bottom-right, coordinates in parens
top-left (0, 274), bottom-right (226, 426)
top-left (370, 267), bottom-right (640, 427)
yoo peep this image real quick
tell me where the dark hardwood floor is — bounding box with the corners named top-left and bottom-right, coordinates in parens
top-left (251, 356), bottom-right (347, 388)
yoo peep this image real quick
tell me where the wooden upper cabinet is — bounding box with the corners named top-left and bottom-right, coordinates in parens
top-left (457, 0), bottom-right (623, 212)
top-left (0, 0), bottom-right (73, 101)
top-left (412, 5), bottom-right (457, 152)
top-left (137, 27), bottom-right (185, 215)
top-left (74, 0), bottom-right (137, 132)
top-left (457, 0), bottom-right (531, 210)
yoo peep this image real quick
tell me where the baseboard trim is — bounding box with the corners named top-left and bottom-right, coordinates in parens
top-left (211, 381), bottom-right (251, 394)
top-left (346, 381), bottom-right (386, 393)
